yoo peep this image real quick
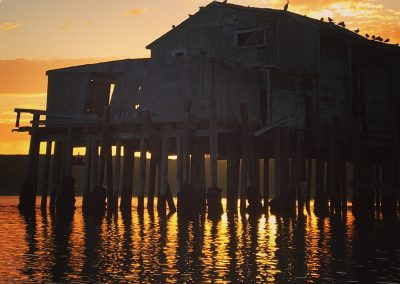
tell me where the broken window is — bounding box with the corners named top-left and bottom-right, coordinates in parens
top-left (235, 29), bottom-right (266, 48)
top-left (84, 73), bottom-right (115, 116)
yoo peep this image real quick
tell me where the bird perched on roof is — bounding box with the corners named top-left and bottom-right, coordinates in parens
top-left (320, 17), bottom-right (324, 21)
top-left (365, 33), bottom-right (370, 38)
top-left (354, 28), bottom-right (360, 33)
top-left (328, 17), bottom-right (334, 23)
top-left (172, 25), bottom-right (176, 29)
top-left (376, 36), bottom-right (383, 42)
top-left (384, 38), bottom-right (390, 43)
top-left (372, 35), bottom-right (376, 39)
top-left (338, 21), bottom-right (345, 28)
top-left (283, 0), bottom-right (289, 11)
top-left (395, 43), bottom-right (399, 46)
top-left (222, 0), bottom-right (227, 3)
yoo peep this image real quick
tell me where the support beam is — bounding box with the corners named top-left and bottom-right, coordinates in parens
top-left (50, 141), bottom-right (61, 213)
top-left (90, 140), bottom-right (98, 194)
top-left (138, 138), bottom-right (147, 212)
top-left (19, 113), bottom-right (41, 212)
top-left (147, 156), bottom-right (156, 211)
top-left (227, 142), bottom-right (240, 210)
top-left (158, 137), bottom-right (169, 214)
top-left (142, 111), bottom-right (176, 213)
top-left (112, 141), bottom-right (122, 210)
top-left (209, 118), bottom-right (218, 189)
top-left (40, 141), bottom-right (52, 212)
top-left (105, 144), bottom-right (113, 210)
top-left (82, 139), bottom-right (91, 211)
top-left (263, 158), bottom-right (270, 208)
top-left (120, 144), bottom-right (134, 214)
top-left (176, 137), bottom-right (183, 195)
top-left (65, 126), bottom-right (73, 177)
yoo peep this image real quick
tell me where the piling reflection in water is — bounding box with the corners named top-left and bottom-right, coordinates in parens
top-left (0, 196), bottom-right (399, 282)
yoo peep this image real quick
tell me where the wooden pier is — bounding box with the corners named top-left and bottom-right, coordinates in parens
top-left (13, 1), bottom-right (400, 219)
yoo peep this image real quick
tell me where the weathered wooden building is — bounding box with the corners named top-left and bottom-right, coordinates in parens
top-left (15, 2), bottom-right (400, 218)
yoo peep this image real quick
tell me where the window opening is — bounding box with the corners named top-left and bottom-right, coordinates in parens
top-left (236, 29), bottom-right (266, 48)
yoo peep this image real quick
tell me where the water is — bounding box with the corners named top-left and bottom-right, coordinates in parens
top-left (0, 197), bottom-right (399, 283)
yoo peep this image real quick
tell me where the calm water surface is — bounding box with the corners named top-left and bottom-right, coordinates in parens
top-left (0, 196), bottom-right (399, 283)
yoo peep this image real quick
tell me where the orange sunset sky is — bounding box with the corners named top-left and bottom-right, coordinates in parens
top-left (1, 0), bottom-right (399, 154)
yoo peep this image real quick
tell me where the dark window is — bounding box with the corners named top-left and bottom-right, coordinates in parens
top-left (236, 29), bottom-right (266, 48)
top-left (84, 74), bottom-right (114, 116)
top-left (175, 52), bottom-right (185, 56)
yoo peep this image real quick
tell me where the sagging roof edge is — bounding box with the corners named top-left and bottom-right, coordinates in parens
top-left (46, 58), bottom-right (150, 75)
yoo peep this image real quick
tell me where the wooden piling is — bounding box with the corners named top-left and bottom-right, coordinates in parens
top-left (142, 111), bottom-right (176, 213)
top-left (327, 130), bottom-right (336, 212)
top-left (19, 113), bottom-right (41, 211)
top-left (65, 126), bottom-right (73, 178)
top-left (40, 141), bottom-right (52, 211)
top-left (341, 160), bottom-right (347, 211)
top-left (281, 127), bottom-right (290, 199)
top-left (120, 144), bottom-right (134, 214)
top-left (82, 139), bottom-right (91, 211)
top-left (90, 140), bottom-right (98, 194)
top-left (158, 137), bottom-right (169, 214)
top-left (147, 156), bottom-right (156, 211)
top-left (263, 158), bottom-right (270, 208)
top-left (239, 158), bottom-right (247, 211)
top-left (105, 144), bottom-right (113, 210)
top-left (274, 127), bottom-right (282, 200)
top-left (209, 111), bottom-right (218, 190)
top-left (50, 141), bottom-right (62, 213)
top-left (227, 142), bottom-right (240, 209)
top-left (176, 137), bottom-right (183, 195)
top-left (37, 141), bottom-right (50, 210)
top-left (112, 141), bottom-right (122, 210)
top-left (182, 101), bottom-right (191, 185)
top-left (306, 158), bottom-right (312, 206)
top-left (138, 138), bottom-right (147, 211)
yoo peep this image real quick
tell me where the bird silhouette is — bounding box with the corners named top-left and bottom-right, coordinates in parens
top-left (328, 17), bottom-right (334, 23)
top-left (354, 28), bottom-right (360, 33)
top-left (338, 21), bottom-right (345, 28)
top-left (172, 25), bottom-right (176, 29)
top-left (283, 0), bottom-right (289, 11)
top-left (366, 33), bottom-right (370, 38)
top-left (384, 38), bottom-right (390, 43)
top-left (372, 35), bottom-right (376, 39)
top-left (222, 0), bottom-right (227, 3)
top-left (395, 43), bottom-right (399, 46)
top-left (320, 17), bottom-right (324, 21)
top-left (377, 36), bottom-right (383, 42)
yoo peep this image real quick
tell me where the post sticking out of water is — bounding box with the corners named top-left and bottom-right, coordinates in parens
top-left (158, 136), bottom-right (169, 215)
top-left (112, 141), bottom-right (122, 211)
top-left (138, 138), bottom-right (147, 212)
top-left (40, 141), bottom-right (52, 212)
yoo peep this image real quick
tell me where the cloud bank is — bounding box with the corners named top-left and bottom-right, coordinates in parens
top-left (125, 8), bottom-right (147, 16)
top-left (0, 22), bottom-right (22, 32)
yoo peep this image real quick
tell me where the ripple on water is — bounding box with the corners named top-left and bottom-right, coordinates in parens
top-left (0, 197), bottom-right (399, 282)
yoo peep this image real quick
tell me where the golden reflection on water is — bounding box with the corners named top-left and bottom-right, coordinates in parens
top-left (0, 197), bottom-right (399, 283)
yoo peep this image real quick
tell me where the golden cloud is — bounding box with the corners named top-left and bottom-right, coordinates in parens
top-left (60, 20), bottom-right (72, 30)
top-left (245, 0), bottom-right (400, 43)
top-left (0, 22), bottom-right (22, 32)
top-left (125, 8), bottom-right (147, 16)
